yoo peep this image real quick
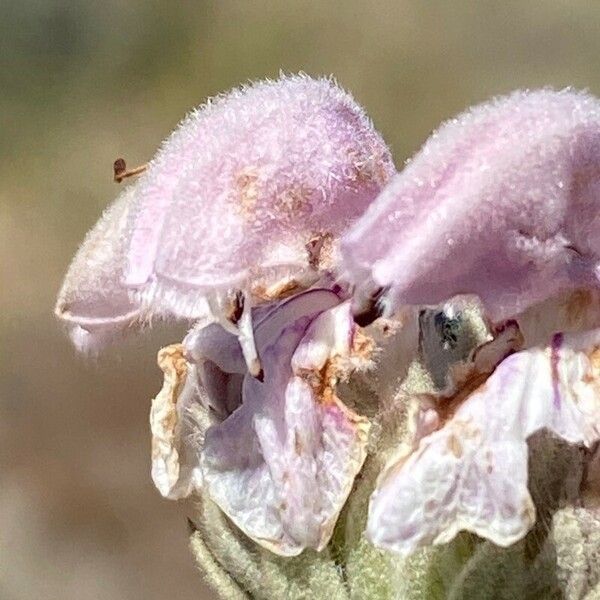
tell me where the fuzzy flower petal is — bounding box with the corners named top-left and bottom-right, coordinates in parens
top-left (367, 327), bottom-right (600, 555)
top-left (201, 293), bottom-right (371, 556)
top-left (56, 75), bottom-right (393, 369)
top-left (55, 75), bottom-right (393, 349)
top-left (342, 88), bottom-right (600, 323)
top-left (54, 187), bottom-right (146, 352)
top-left (126, 75), bottom-right (394, 298)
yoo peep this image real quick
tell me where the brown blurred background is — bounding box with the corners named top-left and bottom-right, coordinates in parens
top-left (1, 2), bottom-right (600, 598)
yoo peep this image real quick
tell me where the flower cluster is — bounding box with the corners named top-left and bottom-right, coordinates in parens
top-left (56, 76), bottom-right (600, 597)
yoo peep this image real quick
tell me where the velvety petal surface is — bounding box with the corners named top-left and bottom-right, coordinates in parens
top-left (125, 75), bottom-right (395, 310)
top-left (342, 89), bottom-right (600, 322)
top-left (56, 75), bottom-right (394, 352)
top-left (54, 188), bottom-right (143, 352)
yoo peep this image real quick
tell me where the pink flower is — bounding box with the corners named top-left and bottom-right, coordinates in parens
top-left (55, 75), bottom-right (394, 556)
top-left (58, 75), bottom-right (600, 566)
top-left (346, 88), bottom-right (600, 555)
top-left (55, 74), bottom-right (394, 373)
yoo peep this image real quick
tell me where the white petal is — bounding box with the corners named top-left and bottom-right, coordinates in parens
top-left (368, 327), bottom-right (600, 554)
top-left (368, 426), bottom-right (533, 553)
top-left (201, 296), bottom-right (370, 555)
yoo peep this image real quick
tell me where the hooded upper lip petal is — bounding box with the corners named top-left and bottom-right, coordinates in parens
top-left (342, 88), bottom-right (600, 324)
top-left (56, 75), bottom-right (393, 373)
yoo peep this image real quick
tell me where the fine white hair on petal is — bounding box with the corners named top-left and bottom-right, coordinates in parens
top-left (342, 88), bottom-right (600, 323)
top-left (54, 187), bottom-right (144, 353)
top-left (367, 327), bottom-right (600, 555)
top-left (56, 74), bottom-right (394, 355)
top-left (125, 74), bottom-right (394, 296)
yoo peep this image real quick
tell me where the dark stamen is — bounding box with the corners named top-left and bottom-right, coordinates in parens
top-left (564, 243), bottom-right (583, 257)
top-left (228, 290), bottom-right (245, 325)
top-left (113, 157), bottom-right (148, 183)
top-left (352, 286), bottom-right (387, 327)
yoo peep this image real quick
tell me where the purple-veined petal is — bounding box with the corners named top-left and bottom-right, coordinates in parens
top-left (342, 89), bottom-right (600, 323)
top-left (201, 294), bottom-right (371, 556)
top-left (367, 327), bottom-right (600, 555)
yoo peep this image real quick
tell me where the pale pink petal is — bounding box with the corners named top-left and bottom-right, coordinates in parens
top-left (201, 295), bottom-right (370, 556)
top-left (368, 327), bottom-right (600, 555)
top-left (56, 75), bottom-right (393, 364)
top-left (126, 75), bottom-right (394, 311)
top-left (368, 424), bottom-right (532, 553)
top-left (54, 188), bottom-right (143, 352)
top-left (343, 89), bottom-right (600, 323)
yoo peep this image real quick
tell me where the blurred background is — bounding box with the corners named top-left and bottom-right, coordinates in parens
top-left (1, 1), bottom-right (600, 598)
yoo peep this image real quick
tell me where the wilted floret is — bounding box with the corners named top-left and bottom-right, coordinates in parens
top-left (150, 288), bottom-right (373, 556)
